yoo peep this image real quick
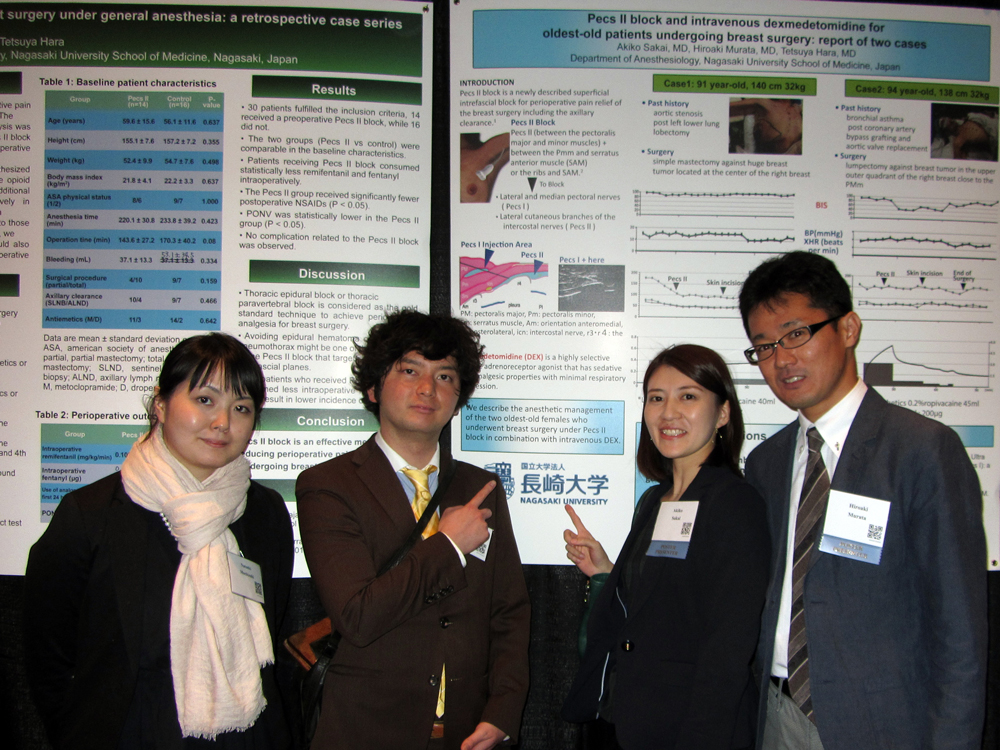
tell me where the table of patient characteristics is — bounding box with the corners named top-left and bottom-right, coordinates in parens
top-left (43, 91), bottom-right (223, 330)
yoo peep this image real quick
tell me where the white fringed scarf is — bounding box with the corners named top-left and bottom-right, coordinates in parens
top-left (121, 427), bottom-right (273, 738)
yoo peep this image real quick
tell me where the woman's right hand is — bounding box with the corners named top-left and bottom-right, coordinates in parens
top-left (563, 504), bottom-right (614, 577)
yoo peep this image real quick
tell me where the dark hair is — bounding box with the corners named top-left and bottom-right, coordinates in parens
top-left (352, 309), bottom-right (484, 419)
top-left (636, 344), bottom-right (744, 483)
top-left (738, 251), bottom-right (853, 336)
top-left (146, 333), bottom-right (266, 435)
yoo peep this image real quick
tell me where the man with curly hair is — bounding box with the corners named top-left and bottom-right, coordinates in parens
top-left (297, 309), bottom-right (530, 750)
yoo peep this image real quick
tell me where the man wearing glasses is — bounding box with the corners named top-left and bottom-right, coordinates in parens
top-left (738, 251), bottom-right (986, 750)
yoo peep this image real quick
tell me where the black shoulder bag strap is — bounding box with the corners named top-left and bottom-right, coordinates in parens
top-left (300, 460), bottom-right (459, 745)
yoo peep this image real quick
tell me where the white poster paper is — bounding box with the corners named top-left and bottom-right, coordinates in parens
top-left (449, 0), bottom-right (999, 567)
top-left (0, 0), bottom-right (433, 575)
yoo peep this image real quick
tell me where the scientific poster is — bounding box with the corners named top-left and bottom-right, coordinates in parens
top-left (0, 0), bottom-right (433, 575)
top-left (450, 0), bottom-right (1000, 566)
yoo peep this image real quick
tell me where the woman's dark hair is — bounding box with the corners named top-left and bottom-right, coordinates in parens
top-left (636, 344), bottom-right (744, 483)
top-left (146, 332), bottom-right (266, 435)
top-left (738, 251), bottom-right (853, 336)
top-left (352, 309), bottom-right (484, 419)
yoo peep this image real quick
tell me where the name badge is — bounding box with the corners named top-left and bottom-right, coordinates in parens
top-left (819, 490), bottom-right (891, 565)
top-left (646, 500), bottom-right (699, 559)
top-left (228, 552), bottom-right (265, 603)
top-left (470, 527), bottom-right (494, 562)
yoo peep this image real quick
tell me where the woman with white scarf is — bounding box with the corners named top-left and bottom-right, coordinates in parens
top-left (25, 333), bottom-right (294, 749)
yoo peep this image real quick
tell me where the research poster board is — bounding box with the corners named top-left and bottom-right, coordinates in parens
top-left (0, 0), bottom-right (433, 575)
top-left (450, 0), bottom-right (1000, 566)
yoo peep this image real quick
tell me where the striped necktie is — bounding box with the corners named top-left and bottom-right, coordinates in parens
top-left (787, 427), bottom-right (831, 722)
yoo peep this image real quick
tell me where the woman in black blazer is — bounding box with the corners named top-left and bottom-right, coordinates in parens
top-left (562, 345), bottom-right (770, 750)
top-left (25, 333), bottom-right (293, 749)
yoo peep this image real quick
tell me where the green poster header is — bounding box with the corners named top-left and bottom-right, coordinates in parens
top-left (845, 79), bottom-right (998, 105)
top-left (252, 75), bottom-right (421, 105)
top-left (0, 3), bottom-right (422, 76)
top-left (249, 260), bottom-right (419, 288)
top-left (257, 408), bottom-right (377, 432)
top-left (653, 74), bottom-right (816, 97)
top-left (41, 423), bottom-right (143, 444)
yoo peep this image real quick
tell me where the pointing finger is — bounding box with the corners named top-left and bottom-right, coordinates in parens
top-left (564, 504), bottom-right (589, 535)
top-left (466, 480), bottom-right (496, 509)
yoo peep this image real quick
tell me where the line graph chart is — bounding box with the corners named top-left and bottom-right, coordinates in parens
top-left (860, 336), bottom-right (993, 389)
top-left (852, 273), bottom-right (993, 324)
top-left (633, 226), bottom-right (796, 254)
top-left (851, 230), bottom-right (996, 261)
top-left (848, 194), bottom-right (999, 224)
top-left (635, 189), bottom-right (795, 219)
top-left (637, 271), bottom-right (745, 318)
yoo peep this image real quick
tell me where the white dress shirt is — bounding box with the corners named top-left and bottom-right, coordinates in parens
top-left (771, 378), bottom-right (867, 678)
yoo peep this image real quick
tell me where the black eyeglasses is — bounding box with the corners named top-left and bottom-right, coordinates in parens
top-left (744, 316), bottom-right (843, 364)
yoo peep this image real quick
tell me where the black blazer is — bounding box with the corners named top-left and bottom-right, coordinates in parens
top-left (563, 464), bottom-right (770, 750)
top-left (24, 472), bottom-right (294, 750)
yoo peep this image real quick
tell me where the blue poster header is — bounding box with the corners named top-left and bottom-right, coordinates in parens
top-left (473, 10), bottom-right (990, 82)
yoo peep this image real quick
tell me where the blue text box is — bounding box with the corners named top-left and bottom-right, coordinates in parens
top-left (462, 398), bottom-right (625, 455)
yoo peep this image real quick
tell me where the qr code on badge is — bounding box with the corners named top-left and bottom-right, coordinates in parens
top-left (867, 524), bottom-right (884, 542)
top-left (681, 522), bottom-right (693, 537)
top-left (254, 581), bottom-right (263, 596)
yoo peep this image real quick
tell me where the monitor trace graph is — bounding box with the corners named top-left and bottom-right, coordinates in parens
top-left (633, 225), bottom-right (796, 254)
top-left (634, 189), bottom-right (795, 219)
top-left (852, 273), bottom-right (993, 324)
top-left (851, 229), bottom-right (997, 261)
top-left (848, 194), bottom-right (999, 224)
top-left (637, 270), bottom-right (746, 318)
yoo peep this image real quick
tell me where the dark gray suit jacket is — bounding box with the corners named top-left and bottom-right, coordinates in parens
top-left (746, 387), bottom-right (987, 750)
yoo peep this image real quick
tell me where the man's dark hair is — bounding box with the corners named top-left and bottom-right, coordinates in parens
top-left (352, 309), bottom-right (485, 418)
top-left (636, 344), bottom-right (744, 483)
top-left (738, 251), bottom-right (853, 336)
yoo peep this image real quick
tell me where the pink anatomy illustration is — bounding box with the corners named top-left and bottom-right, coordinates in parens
top-left (460, 256), bottom-right (548, 305)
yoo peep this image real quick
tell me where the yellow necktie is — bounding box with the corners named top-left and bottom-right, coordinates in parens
top-left (400, 465), bottom-right (445, 717)
top-left (401, 465), bottom-right (439, 538)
